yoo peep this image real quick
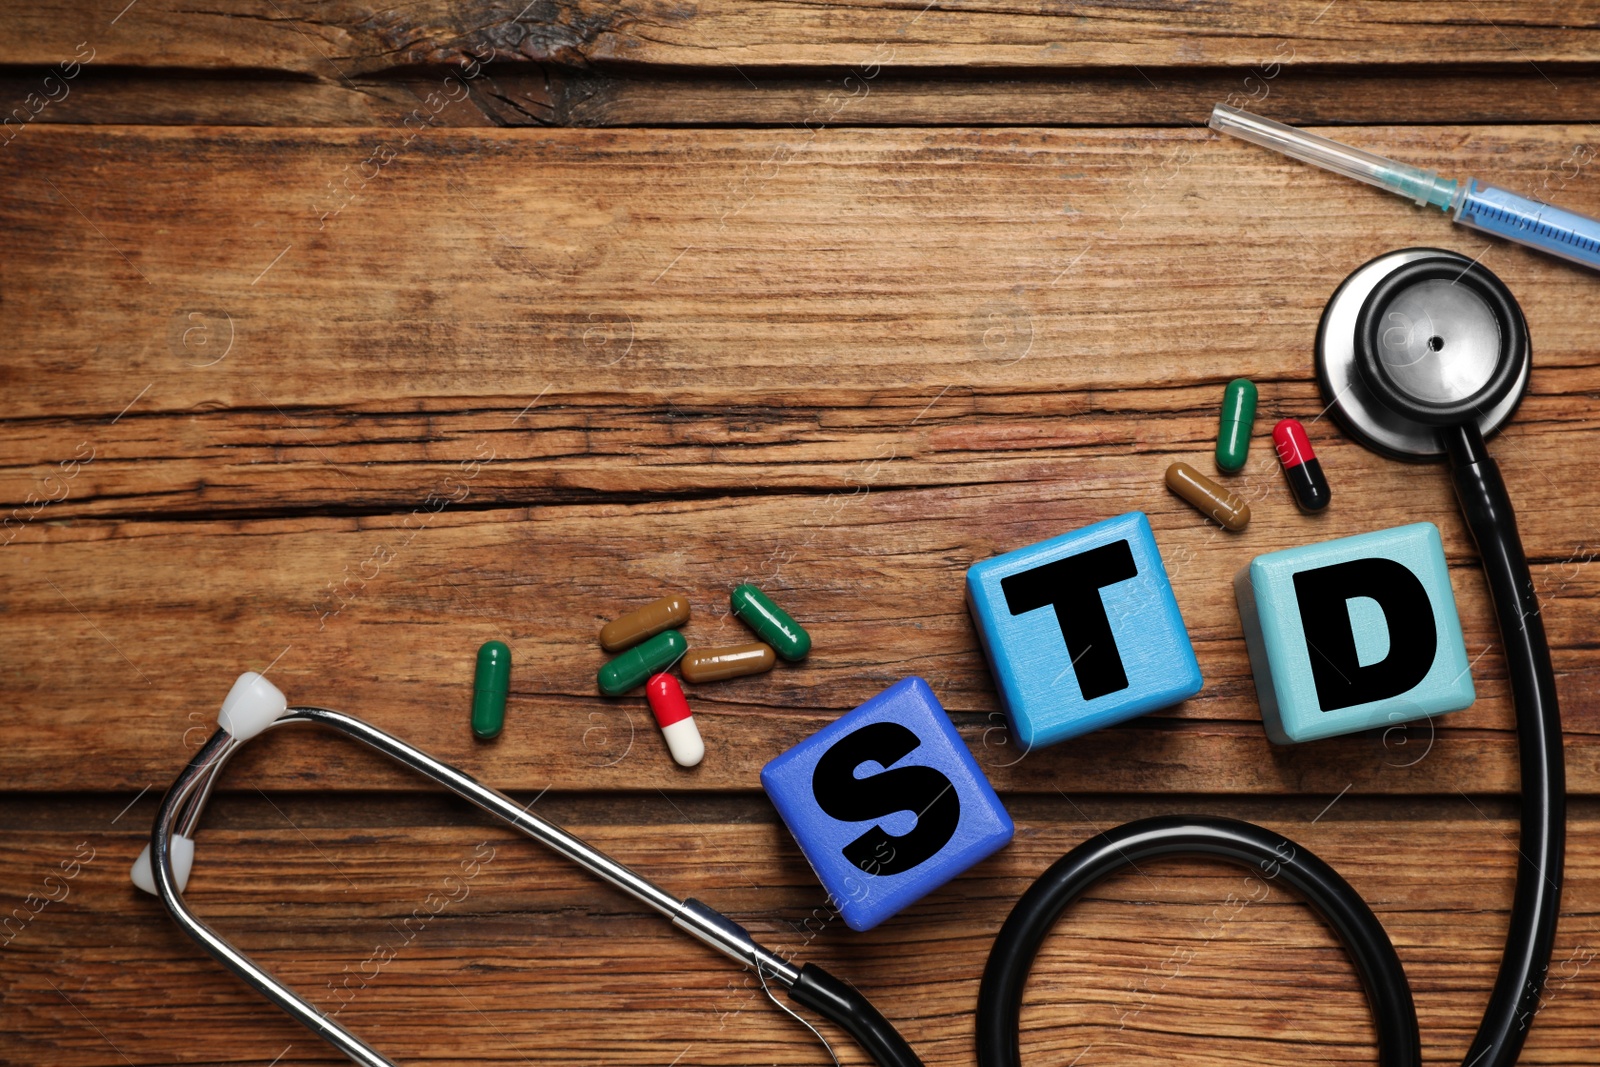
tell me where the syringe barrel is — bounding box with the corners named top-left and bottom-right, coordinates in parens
top-left (1455, 180), bottom-right (1600, 271)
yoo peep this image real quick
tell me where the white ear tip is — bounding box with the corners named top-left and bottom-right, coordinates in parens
top-left (217, 671), bottom-right (288, 741)
top-left (130, 844), bottom-right (154, 894)
top-left (131, 835), bottom-right (195, 895)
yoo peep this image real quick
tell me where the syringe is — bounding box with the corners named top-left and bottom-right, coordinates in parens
top-left (1209, 103), bottom-right (1600, 274)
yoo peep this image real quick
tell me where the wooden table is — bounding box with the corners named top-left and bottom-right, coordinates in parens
top-left (3, 3), bottom-right (1599, 1064)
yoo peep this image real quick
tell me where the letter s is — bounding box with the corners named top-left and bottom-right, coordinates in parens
top-left (810, 719), bottom-right (960, 877)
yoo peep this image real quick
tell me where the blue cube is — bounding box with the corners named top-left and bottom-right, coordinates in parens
top-left (1235, 522), bottom-right (1475, 744)
top-left (760, 677), bottom-right (1013, 932)
top-left (965, 511), bottom-right (1203, 751)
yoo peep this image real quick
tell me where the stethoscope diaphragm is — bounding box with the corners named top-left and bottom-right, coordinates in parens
top-left (1316, 247), bottom-right (1530, 460)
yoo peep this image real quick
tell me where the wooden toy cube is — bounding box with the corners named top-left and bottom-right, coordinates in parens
top-left (1235, 522), bottom-right (1475, 744)
top-left (965, 511), bottom-right (1203, 751)
top-left (760, 677), bottom-right (1013, 932)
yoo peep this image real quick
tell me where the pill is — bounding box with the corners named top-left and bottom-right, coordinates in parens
top-left (1273, 418), bottom-right (1331, 512)
top-left (646, 673), bottom-right (704, 767)
top-left (599, 593), bottom-right (691, 652)
top-left (598, 629), bottom-right (687, 696)
top-left (1214, 378), bottom-right (1258, 474)
top-left (1165, 462), bottom-right (1251, 532)
top-left (471, 640), bottom-right (510, 740)
top-left (680, 642), bottom-right (776, 684)
top-left (729, 584), bottom-right (811, 662)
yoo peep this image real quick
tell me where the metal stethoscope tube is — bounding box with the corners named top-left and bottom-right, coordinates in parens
top-left (150, 704), bottom-right (924, 1067)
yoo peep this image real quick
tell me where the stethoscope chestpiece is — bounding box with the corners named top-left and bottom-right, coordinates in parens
top-left (1316, 247), bottom-right (1531, 460)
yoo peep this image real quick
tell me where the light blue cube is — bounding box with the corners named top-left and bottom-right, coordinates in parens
top-left (965, 511), bottom-right (1203, 751)
top-left (1234, 522), bottom-right (1475, 744)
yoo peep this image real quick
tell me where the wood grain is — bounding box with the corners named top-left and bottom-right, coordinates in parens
top-left (3, 392), bottom-right (1598, 521)
top-left (9, 68), bottom-right (1600, 129)
top-left (0, 71), bottom-right (518, 128)
top-left (541, 67), bottom-right (1600, 128)
top-left (3, 1), bottom-right (1598, 74)
top-left (4, 794), bottom-right (1597, 1066)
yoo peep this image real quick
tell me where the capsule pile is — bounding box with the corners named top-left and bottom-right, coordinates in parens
top-left (1165, 376), bottom-right (1336, 530)
top-left (593, 584), bottom-right (814, 768)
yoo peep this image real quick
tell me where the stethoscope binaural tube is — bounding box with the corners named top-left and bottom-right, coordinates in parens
top-left (978, 249), bottom-right (1564, 1067)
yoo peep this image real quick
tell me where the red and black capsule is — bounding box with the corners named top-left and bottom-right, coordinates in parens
top-left (1272, 418), bottom-right (1330, 512)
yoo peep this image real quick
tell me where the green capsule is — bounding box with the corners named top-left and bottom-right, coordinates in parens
top-left (472, 640), bottom-right (510, 740)
top-left (730, 584), bottom-right (811, 662)
top-left (598, 629), bottom-right (686, 696)
top-left (1215, 377), bottom-right (1258, 474)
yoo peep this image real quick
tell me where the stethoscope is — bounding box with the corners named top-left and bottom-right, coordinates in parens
top-left (135, 686), bottom-right (925, 1067)
top-left (139, 248), bottom-right (1561, 1067)
top-left (978, 248), bottom-right (1564, 1067)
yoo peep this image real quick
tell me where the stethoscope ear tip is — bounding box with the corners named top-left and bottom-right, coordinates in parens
top-left (217, 672), bottom-right (289, 742)
top-left (132, 671), bottom-right (287, 897)
top-left (131, 833), bottom-right (195, 896)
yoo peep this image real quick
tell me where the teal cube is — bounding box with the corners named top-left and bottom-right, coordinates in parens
top-left (1235, 522), bottom-right (1475, 744)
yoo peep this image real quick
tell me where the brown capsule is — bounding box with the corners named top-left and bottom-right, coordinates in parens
top-left (1165, 461), bottom-right (1251, 532)
top-left (680, 642), bottom-right (776, 684)
top-left (599, 594), bottom-right (692, 652)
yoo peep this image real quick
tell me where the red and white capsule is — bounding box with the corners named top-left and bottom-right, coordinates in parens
top-left (646, 673), bottom-right (704, 767)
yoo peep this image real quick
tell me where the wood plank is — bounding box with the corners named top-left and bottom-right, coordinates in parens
top-left (2, 124), bottom-right (1597, 422)
top-left (2, 477), bottom-right (1597, 794)
top-left (3, 1), bottom-right (1598, 75)
top-left (4, 794), bottom-right (1598, 1065)
top-left (8, 68), bottom-right (1600, 129)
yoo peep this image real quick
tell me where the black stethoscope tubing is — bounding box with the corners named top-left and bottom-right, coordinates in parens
top-left (976, 252), bottom-right (1564, 1067)
top-left (976, 816), bottom-right (1422, 1067)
